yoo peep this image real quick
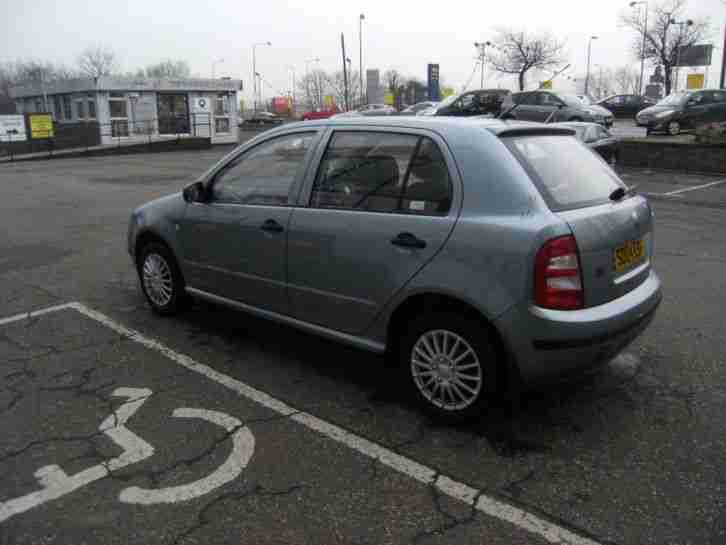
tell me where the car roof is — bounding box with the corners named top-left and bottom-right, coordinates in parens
top-left (550, 121), bottom-right (601, 128)
top-left (282, 116), bottom-right (576, 137)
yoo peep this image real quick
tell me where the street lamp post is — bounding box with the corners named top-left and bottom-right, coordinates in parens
top-left (252, 41), bottom-right (271, 113)
top-left (629, 1), bottom-right (649, 95)
top-left (670, 18), bottom-right (694, 93)
top-left (585, 36), bottom-right (598, 96)
top-left (287, 65), bottom-right (296, 115)
top-left (359, 14), bottom-right (365, 105)
top-left (474, 41), bottom-right (492, 89)
top-left (211, 58), bottom-right (224, 80)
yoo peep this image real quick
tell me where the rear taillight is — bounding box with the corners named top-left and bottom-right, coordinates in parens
top-left (534, 235), bottom-right (584, 310)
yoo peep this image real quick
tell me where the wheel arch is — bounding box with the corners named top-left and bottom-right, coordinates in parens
top-left (384, 292), bottom-right (520, 393)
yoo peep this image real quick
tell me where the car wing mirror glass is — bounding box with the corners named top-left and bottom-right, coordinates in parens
top-left (183, 181), bottom-right (205, 203)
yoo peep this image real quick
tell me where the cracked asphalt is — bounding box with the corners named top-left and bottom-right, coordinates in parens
top-left (1, 149), bottom-right (725, 544)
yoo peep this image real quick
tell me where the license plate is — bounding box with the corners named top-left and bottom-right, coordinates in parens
top-left (614, 239), bottom-right (645, 273)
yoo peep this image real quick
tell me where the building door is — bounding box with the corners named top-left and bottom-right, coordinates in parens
top-left (157, 94), bottom-right (190, 135)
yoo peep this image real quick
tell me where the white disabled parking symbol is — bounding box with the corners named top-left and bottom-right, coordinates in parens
top-left (0, 387), bottom-right (255, 522)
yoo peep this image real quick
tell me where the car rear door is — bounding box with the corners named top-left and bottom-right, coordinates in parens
top-left (506, 134), bottom-right (653, 307)
top-left (510, 92), bottom-right (539, 121)
top-left (706, 91), bottom-right (726, 124)
top-left (286, 127), bottom-right (460, 335)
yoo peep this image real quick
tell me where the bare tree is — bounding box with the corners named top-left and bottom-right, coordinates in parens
top-left (382, 69), bottom-right (406, 107)
top-left (613, 66), bottom-right (641, 94)
top-left (142, 60), bottom-right (191, 79)
top-left (488, 29), bottom-right (566, 91)
top-left (0, 60), bottom-right (79, 113)
top-left (618, 0), bottom-right (710, 94)
top-left (296, 69), bottom-right (329, 111)
top-left (326, 70), bottom-right (361, 111)
top-left (77, 45), bottom-right (119, 77)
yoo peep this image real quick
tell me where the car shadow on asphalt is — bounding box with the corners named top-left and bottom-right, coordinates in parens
top-left (162, 297), bottom-right (642, 458)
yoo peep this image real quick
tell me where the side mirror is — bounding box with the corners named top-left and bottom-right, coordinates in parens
top-left (183, 181), bottom-right (205, 203)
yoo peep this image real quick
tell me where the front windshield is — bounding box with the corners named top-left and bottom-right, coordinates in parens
top-left (656, 92), bottom-right (691, 106)
top-left (557, 94), bottom-right (585, 107)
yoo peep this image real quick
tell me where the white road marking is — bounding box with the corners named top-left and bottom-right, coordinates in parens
top-left (1, 302), bottom-right (603, 545)
top-left (119, 408), bottom-right (255, 505)
top-left (0, 388), bottom-right (154, 523)
top-left (0, 302), bottom-right (76, 326)
top-left (662, 178), bottom-right (726, 196)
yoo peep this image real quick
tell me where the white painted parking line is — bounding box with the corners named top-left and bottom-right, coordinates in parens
top-left (1, 302), bottom-right (603, 545)
top-left (0, 302), bottom-right (76, 326)
top-left (663, 178), bottom-right (726, 196)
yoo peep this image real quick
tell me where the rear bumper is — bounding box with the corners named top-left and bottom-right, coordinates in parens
top-left (495, 270), bottom-right (662, 384)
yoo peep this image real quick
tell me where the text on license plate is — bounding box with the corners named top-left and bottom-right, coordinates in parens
top-left (614, 239), bottom-right (645, 273)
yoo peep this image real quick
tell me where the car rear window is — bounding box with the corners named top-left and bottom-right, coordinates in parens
top-left (504, 135), bottom-right (623, 212)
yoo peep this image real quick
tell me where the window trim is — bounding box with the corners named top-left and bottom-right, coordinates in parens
top-left (205, 130), bottom-right (319, 208)
top-left (306, 128), bottom-right (454, 216)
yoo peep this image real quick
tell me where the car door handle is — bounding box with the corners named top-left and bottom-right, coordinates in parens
top-left (391, 232), bottom-right (426, 249)
top-left (260, 219), bottom-right (284, 233)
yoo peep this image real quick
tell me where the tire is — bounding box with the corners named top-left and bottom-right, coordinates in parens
top-left (397, 312), bottom-right (499, 422)
top-left (137, 242), bottom-right (188, 316)
top-left (667, 120), bottom-right (681, 136)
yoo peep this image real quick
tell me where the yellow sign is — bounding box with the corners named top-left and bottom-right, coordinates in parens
top-left (540, 80), bottom-right (553, 90)
top-left (441, 87), bottom-right (455, 98)
top-left (686, 74), bottom-right (705, 90)
top-left (29, 114), bottom-right (54, 139)
top-left (384, 92), bottom-right (394, 106)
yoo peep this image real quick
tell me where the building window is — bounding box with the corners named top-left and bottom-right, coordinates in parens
top-left (87, 96), bottom-right (96, 119)
top-left (109, 93), bottom-right (129, 137)
top-left (215, 94), bottom-right (230, 115)
top-left (54, 96), bottom-right (63, 120)
top-left (215, 118), bottom-right (230, 133)
top-left (76, 99), bottom-right (86, 120)
top-left (62, 96), bottom-right (72, 120)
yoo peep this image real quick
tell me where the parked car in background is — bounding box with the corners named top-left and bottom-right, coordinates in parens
top-left (597, 94), bottom-right (656, 118)
top-left (302, 108), bottom-right (339, 121)
top-left (128, 116), bottom-right (660, 421)
top-left (399, 101), bottom-right (439, 115)
top-left (551, 122), bottom-right (619, 163)
top-left (500, 91), bottom-right (614, 126)
top-left (241, 111), bottom-right (284, 126)
top-left (358, 104), bottom-right (396, 115)
top-left (428, 89), bottom-right (511, 117)
top-left (636, 89), bottom-right (726, 136)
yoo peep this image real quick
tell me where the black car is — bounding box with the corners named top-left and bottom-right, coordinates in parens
top-left (552, 122), bottom-right (619, 163)
top-left (597, 94), bottom-right (656, 118)
top-left (636, 89), bottom-right (726, 136)
top-left (432, 89), bottom-right (511, 117)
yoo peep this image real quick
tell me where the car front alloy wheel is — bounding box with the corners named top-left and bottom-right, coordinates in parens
top-left (667, 120), bottom-right (681, 136)
top-left (137, 242), bottom-right (187, 315)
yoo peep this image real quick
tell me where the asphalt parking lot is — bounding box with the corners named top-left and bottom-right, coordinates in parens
top-left (1, 149), bottom-right (725, 545)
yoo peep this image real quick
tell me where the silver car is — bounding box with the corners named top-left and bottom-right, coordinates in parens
top-left (128, 117), bottom-right (661, 420)
top-left (501, 91), bottom-right (614, 127)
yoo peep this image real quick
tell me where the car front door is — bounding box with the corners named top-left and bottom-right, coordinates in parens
top-left (286, 128), bottom-right (459, 335)
top-left (511, 92), bottom-right (539, 121)
top-left (535, 92), bottom-right (564, 122)
top-left (178, 130), bottom-right (319, 314)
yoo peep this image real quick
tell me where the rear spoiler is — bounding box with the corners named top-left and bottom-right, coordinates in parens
top-left (496, 127), bottom-right (576, 138)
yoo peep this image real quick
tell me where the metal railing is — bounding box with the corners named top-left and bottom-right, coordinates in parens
top-left (0, 114), bottom-right (215, 162)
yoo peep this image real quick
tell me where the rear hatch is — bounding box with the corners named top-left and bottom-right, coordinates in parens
top-left (504, 133), bottom-right (653, 307)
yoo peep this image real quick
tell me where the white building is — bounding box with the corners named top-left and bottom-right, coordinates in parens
top-left (10, 77), bottom-right (241, 145)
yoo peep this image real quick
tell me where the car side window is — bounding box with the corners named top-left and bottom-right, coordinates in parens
top-left (310, 132), bottom-right (452, 215)
top-left (211, 133), bottom-right (314, 206)
top-left (538, 93), bottom-right (560, 106)
top-left (709, 91), bottom-right (726, 104)
top-left (513, 93), bottom-right (537, 105)
top-left (688, 93), bottom-right (707, 106)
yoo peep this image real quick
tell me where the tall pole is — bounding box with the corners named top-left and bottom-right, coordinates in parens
top-left (641, 3), bottom-right (648, 94)
top-left (359, 14), bottom-right (365, 105)
top-left (720, 22), bottom-right (726, 89)
top-left (585, 36), bottom-right (597, 96)
top-left (341, 33), bottom-right (349, 112)
top-left (474, 41), bottom-right (491, 89)
top-left (670, 19), bottom-right (693, 93)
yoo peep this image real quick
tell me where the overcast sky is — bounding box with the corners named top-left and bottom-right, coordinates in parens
top-left (2, 0), bottom-right (725, 98)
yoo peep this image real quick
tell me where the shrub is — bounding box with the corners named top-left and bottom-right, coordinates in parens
top-left (694, 122), bottom-right (726, 145)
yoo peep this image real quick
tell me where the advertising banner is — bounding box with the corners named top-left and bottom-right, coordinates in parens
top-left (28, 114), bottom-right (54, 139)
top-left (686, 74), bottom-right (705, 89)
top-left (0, 115), bottom-right (27, 142)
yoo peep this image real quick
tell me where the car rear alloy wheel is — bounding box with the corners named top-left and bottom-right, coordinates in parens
top-left (667, 121), bottom-right (681, 136)
top-left (399, 313), bottom-right (498, 421)
top-left (137, 242), bottom-right (187, 315)
top-left (410, 329), bottom-right (483, 411)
